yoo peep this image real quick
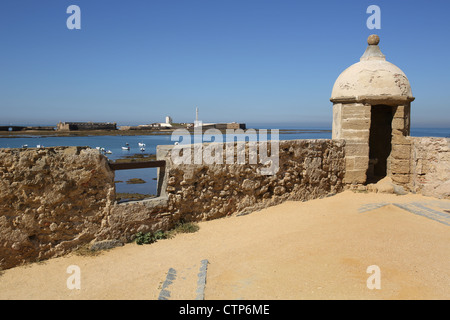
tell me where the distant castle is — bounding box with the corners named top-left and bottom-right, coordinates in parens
top-left (57, 122), bottom-right (117, 131)
top-left (55, 108), bottom-right (246, 132)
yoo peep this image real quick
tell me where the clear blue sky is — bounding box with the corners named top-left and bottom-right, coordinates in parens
top-left (0, 0), bottom-right (449, 128)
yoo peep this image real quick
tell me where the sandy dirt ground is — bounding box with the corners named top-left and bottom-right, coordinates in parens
top-left (0, 190), bottom-right (449, 300)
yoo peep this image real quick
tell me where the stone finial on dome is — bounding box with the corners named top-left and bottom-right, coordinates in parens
top-left (367, 34), bottom-right (380, 46)
top-left (360, 34), bottom-right (385, 61)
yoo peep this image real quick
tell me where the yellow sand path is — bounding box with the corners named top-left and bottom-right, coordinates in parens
top-left (0, 191), bottom-right (449, 300)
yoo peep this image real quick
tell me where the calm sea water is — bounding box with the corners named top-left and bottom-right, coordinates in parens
top-left (1, 126), bottom-right (448, 196)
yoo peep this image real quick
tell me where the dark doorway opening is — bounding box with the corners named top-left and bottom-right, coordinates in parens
top-left (367, 105), bottom-right (393, 183)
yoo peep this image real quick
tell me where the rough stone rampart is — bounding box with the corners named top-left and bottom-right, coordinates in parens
top-left (2, 137), bottom-right (448, 270)
top-left (0, 147), bottom-right (115, 270)
top-left (409, 137), bottom-right (450, 199)
top-left (0, 139), bottom-right (346, 270)
top-left (159, 139), bottom-right (346, 221)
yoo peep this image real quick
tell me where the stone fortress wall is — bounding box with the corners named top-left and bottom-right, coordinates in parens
top-left (0, 147), bottom-right (115, 270)
top-left (409, 137), bottom-right (450, 199)
top-left (57, 122), bottom-right (117, 131)
top-left (0, 139), bottom-right (346, 270)
top-left (0, 136), bottom-right (449, 270)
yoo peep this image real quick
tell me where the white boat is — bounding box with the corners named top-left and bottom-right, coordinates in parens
top-left (140, 147), bottom-right (145, 152)
top-left (105, 150), bottom-right (112, 154)
top-left (122, 146), bottom-right (130, 150)
top-left (96, 147), bottom-right (108, 154)
top-left (138, 142), bottom-right (146, 147)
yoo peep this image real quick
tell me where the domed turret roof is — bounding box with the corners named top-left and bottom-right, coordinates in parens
top-left (330, 35), bottom-right (414, 104)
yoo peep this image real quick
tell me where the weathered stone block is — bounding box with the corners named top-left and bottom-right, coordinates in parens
top-left (341, 104), bottom-right (371, 117)
top-left (390, 159), bottom-right (410, 174)
top-left (393, 105), bottom-right (410, 118)
top-left (392, 131), bottom-right (411, 145)
top-left (390, 144), bottom-right (411, 160)
top-left (392, 118), bottom-right (405, 130)
top-left (341, 129), bottom-right (370, 141)
top-left (332, 104), bottom-right (342, 139)
top-left (344, 170), bottom-right (366, 184)
top-left (391, 173), bottom-right (410, 185)
top-left (341, 118), bottom-right (371, 131)
top-left (345, 157), bottom-right (355, 171)
top-left (354, 156), bottom-right (369, 169)
top-left (346, 156), bottom-right (369, 172)
top-left (345, 143), bottom-right (369, 157)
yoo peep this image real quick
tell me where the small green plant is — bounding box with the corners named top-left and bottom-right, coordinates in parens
top-left (134, 222), bottom-right (199, 246)
top-left (135, 230), bottom-right (169, 245)
top-left (153, 230), bottom-right (168, 240)
top-left (135, 232), bottom-right (156, 245)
